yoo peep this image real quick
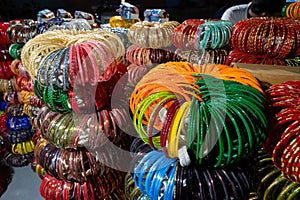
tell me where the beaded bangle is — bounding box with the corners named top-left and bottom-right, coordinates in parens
top-left (128, 21), bottom-right (180, 49)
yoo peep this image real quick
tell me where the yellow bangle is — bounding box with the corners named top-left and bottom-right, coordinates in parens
top-left (168, 101), bottom-right (191, 158)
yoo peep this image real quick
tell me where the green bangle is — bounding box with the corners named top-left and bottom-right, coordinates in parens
top-left (287, 185), bottom-right (300, 200)
top-left (257, 169), bottom-right (281, 199)
top-left (187, 96), bottom-right (195, 150)
top-left (9, 43), bottom-right (24, 59)
top-left (134, 92), bottom-right (175, 147)
top-left (147, 93), bottom-right (177, 148)
top-left (34, 80), bottom-right (44, 99)
top-left (263, 175), bottom-right (288, 200)
top-left (277, 182), bottom-right (299, 200)
top-left (210, 103), bottom-right (233, 166)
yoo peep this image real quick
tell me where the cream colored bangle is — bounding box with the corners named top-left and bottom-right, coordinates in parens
top-left (128, 21), bottom-right (180, 48)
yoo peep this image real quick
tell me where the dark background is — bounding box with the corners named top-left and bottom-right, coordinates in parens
top-left (0, 0), bottom-right (252, 23)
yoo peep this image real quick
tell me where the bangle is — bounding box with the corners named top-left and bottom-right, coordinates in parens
top-left (172, 19), bottom-right (206, 50)
top-left (194, 20), bottom-right (233, 50)
top-left (126, 45), bottom-right (182, 66)
top-left (5, 103), bottom-right (24, 117)
top-left (36, 140), bottom-right (103, 183)
top-left (285, 2), bottom-right (300, 19)
top-left (176, 48), bottom-right (229, 65)
top-left (4, 152), bottom-right (33, 167)
top-left (128, 21), bottom-right (180, 49)
top-left (265, 81), bottom-right (300, 154)
top-left (9, 43), bottom-right (24, 60)
top-left (231, 17), bottom-right (300, 59)
top-left (99, 27), bottom-right (131, 49)
top-left (6, 20), bottom-right (38, 43)
top-left (22, 29), bottom-right (125, 80)
top-left (11, 140), bottom-right (35, 155)
top-left (40, 171), bottom-right (124, 200)
top-left (109, 16), bottom-right (140, 28)
top-left (6, 116), bottom-right (32, 131)
top-left (42, 85), bottom-right (72, 114)
top-left (46, 19), bottom-right (92, 32)
top-left (0, 22), bottom-right (11, 44)
top-left (6, 129), bottom-right (36, 144)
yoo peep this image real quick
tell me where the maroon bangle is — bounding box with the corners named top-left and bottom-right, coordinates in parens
top-left (160, 100), bottom-right (180, 157)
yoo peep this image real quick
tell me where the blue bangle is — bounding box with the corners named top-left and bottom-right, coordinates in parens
top-left (150, 158), bottom-right (175, 199)
top-left (0, 101), bottom-right (7, 111)
top-left (134, 151), bottom-right (161, 194)
top-left (162, 163), bottom-right (176, 200)
top-left (6, 116), bottom-right (31, 131)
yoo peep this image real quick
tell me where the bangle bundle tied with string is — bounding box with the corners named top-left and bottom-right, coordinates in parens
top-left (130, 61), bottom-right (268, 168)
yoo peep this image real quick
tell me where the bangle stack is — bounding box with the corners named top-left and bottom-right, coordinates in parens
top-left (130, 61), bottom-right (267, 168)
top-left (175, 48), bottom-right (229, 65)
top-left (6, 20), bottom-right (39, 44)
top-left (110, 16), bottom-right (140, 29)
top-left (172, 19), bottom-right (232, 65)
top-left (128, 21), bottom-right (180, 49)
top-left (24, 27), bottom-right (131, 199)
top-left (126, 45), bottom-right (182, 66)
top-left (0, 23), bottom-right (37, 167)
top-left (99, 27), bottom-right (131, 50)
top-left (125, 21), bottom-right (181, 90)
top-left (283, 2), bottom-right (300, 19)
top-left (194, 20), bottom-right (233, 50)
top-left (172, 19), bottom-right (206, 50)
top-left (247, 148), bottom-right (300, 200)
top-left (227, 17), bottom-right (300, 66)
top-left (131, 150), bottom-right (250, 200)
top-left (0, 22), bottom-right (15, 80)
top-left (263, 81), bottom-right (300, 183)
